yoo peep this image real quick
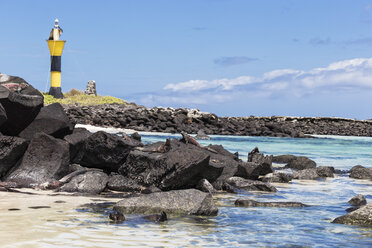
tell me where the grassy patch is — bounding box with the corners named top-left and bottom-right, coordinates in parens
top-left (42, 89), bottom-right (126, 106)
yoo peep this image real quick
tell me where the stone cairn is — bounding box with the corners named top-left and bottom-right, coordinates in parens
top-left (85, 80), bottom-right (97, 96)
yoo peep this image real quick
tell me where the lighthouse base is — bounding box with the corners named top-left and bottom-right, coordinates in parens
top-left (49, 87), bottom-right (64, 99)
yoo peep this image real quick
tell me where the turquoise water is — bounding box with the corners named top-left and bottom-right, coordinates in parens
top-left (5, 125), bottom-right (370, 248)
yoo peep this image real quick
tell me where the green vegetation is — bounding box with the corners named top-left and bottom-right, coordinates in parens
top-left (42, 89), bottom-right (126, 105)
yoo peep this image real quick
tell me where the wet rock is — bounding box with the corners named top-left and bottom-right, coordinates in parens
top-left (292, 168), bottom-right (319, 180)
top-left (332, 204), bottom-right (372, 227)
top-left (235, 162), bottom-right (273, 180)
top-left (247, 147), bottom-right (273, 175)
top-left (195, 129), bottom-right (211, 140)
top-left (349, 165), bottom-right (372, 180)
top-left (58, 170), bottom-right (109, 194)
top-left (261, 172), bottom-right (293, 183)
top-left (348, 194), bottom-right (367, 206)
top-left (107, 174), bottom-right (144, 192)
top-left (0, 74), bottom-right (44, 136)
top-left (75, 131), bottom-right (139, 172)
top-left (316, 166), bottom-right (334, 177)
top-left (130, 132), bottom-right (141, 141)
top-left (272, 155), bottom-right (297, 164)
top-left (196, 179), bottom-right (217, 194)
top-left (5, 133), bottom-right (69, 187)
top-left (235, 199), bottom-right (308, 207)
top-left (63, 128), bottom-right (92, 163)
top-left (225, 177), bottom-right (277, 192)
top-left (285, 156), bottom-right (316, 170)
top-left (113, 189), bottom-right (218, 216)
top-left (19, 103), bottom-right (74, 140)
top-left (0, 136), bottom-right (28, 178)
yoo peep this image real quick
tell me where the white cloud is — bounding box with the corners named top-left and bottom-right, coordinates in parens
top-left (163, 57), bottom-right (372, 95)
top-left (137, 57), bottom-right (372, 108)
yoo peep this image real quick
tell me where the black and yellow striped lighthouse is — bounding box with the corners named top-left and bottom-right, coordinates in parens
top-left (47, 19), bottom-right (65, 98)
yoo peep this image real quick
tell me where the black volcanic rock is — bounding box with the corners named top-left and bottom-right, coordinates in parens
top-left (285, 156), bottom-right (316, 170)
top-left (261, 172), bottom-right (293, 183)
top-left (113, 189), bottom-right (218, 216)
top-left (19, 103), bottom-right (74, 140)
top-left (63, 104), bottom-right (372, 138)
top-left (119, 139), bottom-right (223, 190)
top-left (5, 133), bottom-right (69, 187)
top-left (225, 177), bottom-right (277, 192)
top-left (0, 103), bottom-right (7, 127)
top-left (75, 131), bottom-right (139, 172)
top-left (235, 199), bottom-right (308, 208)
top-left (0, 74), bottom-right (43, 136)
top-left (63, 128), bottom-right (92, 163)
top-left (332, 204), bottom-right (372, 227)
top-left (349, 165), bottom-right (372, 180)
top-left (0, 136), bottom-right (28, 178)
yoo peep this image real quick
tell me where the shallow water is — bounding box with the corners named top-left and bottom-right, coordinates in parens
top-left (1, 126), bottom-right (372, 247)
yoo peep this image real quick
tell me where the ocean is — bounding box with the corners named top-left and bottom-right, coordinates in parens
top-left (1, 125), bottom-right (371, 247)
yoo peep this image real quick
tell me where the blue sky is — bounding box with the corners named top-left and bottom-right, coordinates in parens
top-left (2, 0), bottom-right (372, 118)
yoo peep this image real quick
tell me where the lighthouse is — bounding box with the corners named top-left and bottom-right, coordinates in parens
top-left (47, 19), bottom-right (65, 98)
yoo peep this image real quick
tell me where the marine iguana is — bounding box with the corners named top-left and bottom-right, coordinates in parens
top-left (180, 131), bottom-right (218, 154)
top-left (135, 138), bottom-right (172, 153)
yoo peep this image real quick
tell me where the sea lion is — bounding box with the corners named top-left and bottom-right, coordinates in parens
top-left (109, 211), bottom-right (126, 223)
top-left (143, 211), bottom-right (167, 222)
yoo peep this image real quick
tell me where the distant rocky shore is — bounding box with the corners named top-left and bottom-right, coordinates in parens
top-left (64, 103), bottom-right (372, 138)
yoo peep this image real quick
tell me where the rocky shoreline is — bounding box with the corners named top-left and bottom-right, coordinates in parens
top-left (63, 103), bottom-right (372, 138)
top-left (1, 73), bottom-right (372, 229)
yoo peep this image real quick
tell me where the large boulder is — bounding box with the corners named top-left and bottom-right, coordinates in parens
top-left (107, 173), bottom-right (144, 192)
top-left (316, 166), bottom-right (334, 177)
top-left (75, 131), bottom-right (140, 171)
top-left (225, 177), bottom-right (277, 192)
top-left (349, 165), bottom-right (372, 180)
top-left (292, 168), bottom-right (319, 180)
top-left (272, 155), bottom-right (297, 164)
top-left (58, 170), bottom-right (109, 194)
top-left (235, 162), bottom-right (273, 180)
top-left (0, 136), bottom-right (28, 178)
top-left (19, 103), bottom-right (74, 140)
top-left (63, 128), bottom-right (92, 163)
top-left (261, 172), bottom-right (293, 183)
top-left (113, 189), bottom-right (218, 216)
top-left (349, 194), bottom-right (367, 206)
top-left (0, 103), bottom-right (7, 127)
top-left (332, 204), bottom-right (372, 227)
top-left (285, 156), bottom-right (316, 170)
top-left (119, 139), bottom-right (223, 190)
top-left (273, 154), bottom-right (316, 170)
top-left (0, 74), bottom-right (44, 136)
top-left (5, 133), bottom-right (69, 186)
top-left (235, 199), bottom-right (308, 208)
